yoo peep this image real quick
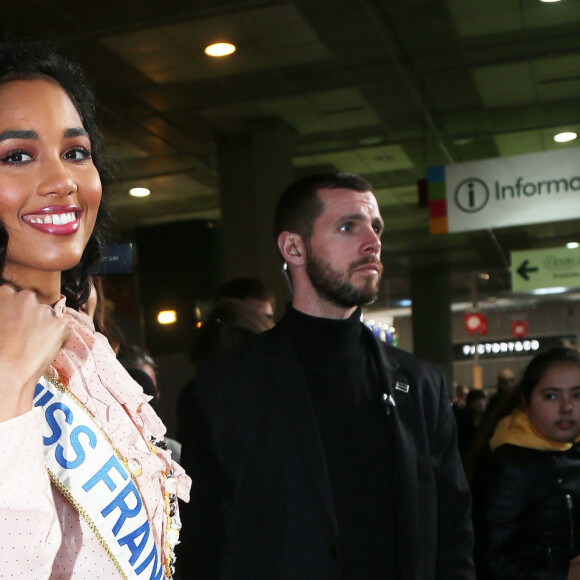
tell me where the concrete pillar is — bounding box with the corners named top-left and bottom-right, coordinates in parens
top-left (410, 267), bottom-right (454, 391)
top-left (217, 118), bottom-right (295, 309)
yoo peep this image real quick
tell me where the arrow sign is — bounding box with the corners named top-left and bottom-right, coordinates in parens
top-left (516, 259), bottom-right (539, 281)
top-left (511, 246), bottom-right (580, 293)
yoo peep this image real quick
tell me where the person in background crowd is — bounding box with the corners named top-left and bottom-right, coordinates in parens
top-left (118, 342), bottom-right (159, 399)
top-left (177, 296), bottom-right (274, 449)
top-left (465, 368), bottom-right (518, 484)
top-left (80, 275), bottom-right (123, 352)
top-left (473, 347), bottom-right (580, 580)
top-left (117, 342), bottom-right (184, 462)
top-left (214, 275), bottom-right (276, 322)
top-left (188, 297), bottom-right (274, 372)
top-left (453, 384), bottom-right (470, 410)
top-left (456, 389), bottom-right (489, 461)
top-left (0, 41), bottom-right (190, 578)
top-left (178, 172), bottom-right (474, 579)
top-left (487, 367), bottom-right (516, 415)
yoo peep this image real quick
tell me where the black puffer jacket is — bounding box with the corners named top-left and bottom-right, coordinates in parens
top-left (474, 443), bottom-right (580, 579)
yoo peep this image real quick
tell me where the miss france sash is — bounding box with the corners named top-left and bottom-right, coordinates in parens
top-left (33, 374), bottom-right (168, 580)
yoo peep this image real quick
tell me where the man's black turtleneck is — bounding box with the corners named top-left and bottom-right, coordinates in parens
top-left (285, 305), bottom-right (397, 579)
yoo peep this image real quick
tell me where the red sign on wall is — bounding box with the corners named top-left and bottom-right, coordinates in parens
top-left (464, 313), bottom-right (488, 335)
top-left (511, 320), bottom-right (529, 338)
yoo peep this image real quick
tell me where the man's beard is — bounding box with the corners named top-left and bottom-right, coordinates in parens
top-left (305, 245), bottom-right (383, 308)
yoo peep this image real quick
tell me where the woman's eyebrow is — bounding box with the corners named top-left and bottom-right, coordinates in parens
top-left (64, 127), bottom-right (89, 138)
top-left (0, 129), bottom-right (38, 141)
top-left (0, 128), bottom-right (88, 141)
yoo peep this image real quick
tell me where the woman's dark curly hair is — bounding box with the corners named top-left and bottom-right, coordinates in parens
top-left (0, 41), bottom-right (112, 309)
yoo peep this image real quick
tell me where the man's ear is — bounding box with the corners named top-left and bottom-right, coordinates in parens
top-left (278, 231), bottom-right (305, 266)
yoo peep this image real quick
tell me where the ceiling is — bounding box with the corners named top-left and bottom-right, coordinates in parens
top-left (4, 0), bottom-right (580, 306)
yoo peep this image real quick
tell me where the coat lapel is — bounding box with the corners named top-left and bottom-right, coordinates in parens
top-left (366, 329), bottom-right (420, 577)
top-left (265, 321), bottom-right (339, 537)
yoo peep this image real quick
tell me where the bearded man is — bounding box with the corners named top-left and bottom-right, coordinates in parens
top-left (178, 173), bottom-right (474, 580)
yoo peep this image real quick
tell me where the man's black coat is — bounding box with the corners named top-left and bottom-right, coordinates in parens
top-left (178, 316), bottom-right (474, 579)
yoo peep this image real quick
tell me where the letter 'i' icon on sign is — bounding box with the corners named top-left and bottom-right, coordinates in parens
top-left (468, 182), bottom-right (475, 208)
top-left (454, 178), bottom-right (489, 213)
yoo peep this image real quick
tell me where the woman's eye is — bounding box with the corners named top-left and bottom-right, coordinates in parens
top-left (1, 150), bottom-right (33, 165)
top-left (64, 147), bottom-right (91, 161)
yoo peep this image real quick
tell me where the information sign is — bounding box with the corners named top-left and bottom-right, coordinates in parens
top-left (511, 246), bottom-right (580, 293)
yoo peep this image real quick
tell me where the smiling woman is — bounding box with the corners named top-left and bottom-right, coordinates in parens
top-left (0, 44), bottom-right (110, 310)
top-left (0, 43), bottom-right (190, 579)
top-left (0, 79), bottom-right (102, 302)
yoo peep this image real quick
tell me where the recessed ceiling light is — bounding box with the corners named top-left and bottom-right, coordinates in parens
top-left (157, 310), bottom-right (177, 324)
top-left (540, 0), bottom-right (562, 3)
top-left (129, 187), bottom-right (150, 198)
top-left (554, 131), bottom-right (577, 143)
top-left (567, 242), bottom-right (580, 249)
top-left (205, 43), bottom-right (236, 57)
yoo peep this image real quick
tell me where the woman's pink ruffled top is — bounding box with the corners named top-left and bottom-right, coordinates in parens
top-left (0, 298), bottom-right (191, 578)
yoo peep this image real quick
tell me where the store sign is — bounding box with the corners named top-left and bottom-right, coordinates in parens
top-left (511, 246), bottom-right (580, 293)
top-left (464, 313), bottom-right (487, 335)
top-left (427, 148), bottom-right (580, 234)
top-left (511, 320), bottom-right (529, 339)
top-left (453, 334), bottom-right (576, 361)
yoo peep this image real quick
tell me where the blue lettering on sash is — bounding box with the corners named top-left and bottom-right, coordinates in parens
top-left (135, 542), bottom-right (164, 579)
top-left (35, 378), bottom-right (166, 578)
top-left (34, 382), bottom-right (54, 407)
top-left (118, 520), bottom-right (151, 565)
top-left (102, 480), bottom-right (143, 536)
top-left (44, 402), bottom-right (73, 445)
top-left (83, 455), bottom-right (128, 492)
top-left (55, 425), bottom-right (98, 469)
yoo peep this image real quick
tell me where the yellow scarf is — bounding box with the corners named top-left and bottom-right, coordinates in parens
top-left (490, 409), bottom-right (580, 452)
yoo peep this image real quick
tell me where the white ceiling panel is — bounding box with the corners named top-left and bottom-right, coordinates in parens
top-left (294, 144), bottom-right (414, 174)
top-left (472, 62), bottom-right (535, 107)
top-left (494, 129), bottom-right (545, 157)
top-left (202, 88), bottom-right (380, 135)
top-left (374, 185), bottom-right (419, 207)
top-left (446, 0), bottom-right (522, 37)
top-left (533, 54), bottom-right (580, 101)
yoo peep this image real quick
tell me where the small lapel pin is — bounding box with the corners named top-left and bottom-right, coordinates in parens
top-left (395, 381), bottom-right (409, 393)
top-left (383, 393), bottom-right (397, 407)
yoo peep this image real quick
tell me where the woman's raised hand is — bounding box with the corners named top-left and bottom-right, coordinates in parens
top-left (0, 285), bottom-right (69, 422)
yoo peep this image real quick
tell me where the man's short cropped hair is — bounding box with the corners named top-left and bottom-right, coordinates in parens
top-left (274, 172), bottom-right (374, 242)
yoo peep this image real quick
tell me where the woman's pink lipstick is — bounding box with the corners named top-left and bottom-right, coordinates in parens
top-left (22, 205), bottom-right (82, 236)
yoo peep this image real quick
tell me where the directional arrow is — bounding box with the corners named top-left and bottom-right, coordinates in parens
top-left (516, 259), bottom-right (539, 281)
top-left (512, 246), bottom-right (580, 293)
